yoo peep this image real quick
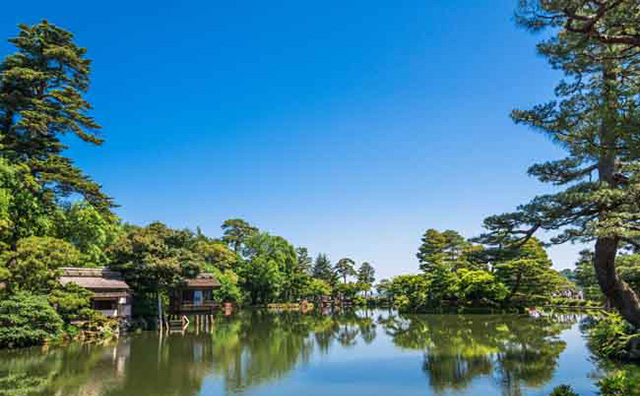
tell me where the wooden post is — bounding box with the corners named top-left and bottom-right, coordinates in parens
top-left (157, 292), bottom-right (163, 333)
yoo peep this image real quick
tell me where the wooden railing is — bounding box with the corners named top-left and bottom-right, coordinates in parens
top-left (177, 301), bottom-right (219, 312)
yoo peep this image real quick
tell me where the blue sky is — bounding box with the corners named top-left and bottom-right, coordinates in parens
top-left (1, 0), bottom-right (583, 279)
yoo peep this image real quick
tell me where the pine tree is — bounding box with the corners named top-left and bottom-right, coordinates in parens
top-left (0, 21), bottom-right (114, 218)
top-left (478, 1), bottom-right (640, 325)
top-left (357, 262), bottom-right (376, 286)
top-left (334, 258), bottom-right (356, 284)
top-left (312, 253), bottom-right (333, 283)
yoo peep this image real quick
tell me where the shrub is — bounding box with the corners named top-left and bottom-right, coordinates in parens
top-left (393, 295), bottom-right (411, 311)
top-left (76, 312), bottom-right (119, 340)
top-left (0, 292), bottom-right (63, 348)
top-left (588, 313), bottom-right (640, 361)
top-left (549, 384), bottom-right (579, 396)
top-left (48, 283), bottom-right (94, 323)
top-left (598, 371), bottom-right (640, 396)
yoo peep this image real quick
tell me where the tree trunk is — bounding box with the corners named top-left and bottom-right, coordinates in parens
top-left (595, 77), bottom-right (640, 326)
top-left (594, 237), bottom-right (640, 326)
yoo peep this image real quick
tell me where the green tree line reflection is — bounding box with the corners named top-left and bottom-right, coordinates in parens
top-left (0, 310), bottom-right (378, 396)
top-left (0, 311), bottom-right (580, 396)
top-left (379, 313), bottom-right (577, 395)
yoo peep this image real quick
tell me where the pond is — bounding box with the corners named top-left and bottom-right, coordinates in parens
top-left (0, 310), bottom-right (635, 396)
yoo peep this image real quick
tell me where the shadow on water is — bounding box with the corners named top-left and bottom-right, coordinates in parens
top-left (0, 309), bottom-right (625, 396)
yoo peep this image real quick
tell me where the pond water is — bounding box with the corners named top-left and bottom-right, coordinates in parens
top-left (0, 310), bottom-right (635, 396)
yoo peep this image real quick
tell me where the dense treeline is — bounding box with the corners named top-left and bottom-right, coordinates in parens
top-left (377, 229), bottom-right (579, 312)
top-left (0, 21), bottom-right (376, 348)
top-left (108, 218), bottom-right (376, 311)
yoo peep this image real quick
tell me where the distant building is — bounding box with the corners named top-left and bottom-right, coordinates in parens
top-left (169, 273), bottom-right (221, 314)
top-left (59, 267), bottom-right (132, 319)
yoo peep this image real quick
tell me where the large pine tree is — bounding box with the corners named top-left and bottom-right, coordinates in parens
top-left (478, 1), bottom-right (640, 325)
top-left (0, 20), bottom-right (113, 234)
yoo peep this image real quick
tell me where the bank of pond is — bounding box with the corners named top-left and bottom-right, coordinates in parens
top-left (0, 309), bottom-right (638, 396)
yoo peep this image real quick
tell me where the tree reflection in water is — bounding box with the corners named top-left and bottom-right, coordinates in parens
top-left (379, 313), bottom-right (576, 396)
top-left (0, 311), bottom-right (580, 396)
top-left (0, 310), bottom-right (377, 396)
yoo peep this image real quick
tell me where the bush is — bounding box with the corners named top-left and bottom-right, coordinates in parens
top-left (0, 292), bottom-right (63, 348)
top-left (76, 312), bottom-right (119, 340)
top-left (588, 313), bottom-right (640, 361)
top-left (549, 384), bottom-right (579, 396)
top-left (393, 295), bottom-right (411, 311)
top-left (48, 283), bottom-right (94, 323)
top-left (598, 371), bottom-right (640, 396)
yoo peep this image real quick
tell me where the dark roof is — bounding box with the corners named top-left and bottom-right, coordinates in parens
top-left (59, 267), bottom-right (130, 291)
top-left (184, 273), bottom-right (221, 288)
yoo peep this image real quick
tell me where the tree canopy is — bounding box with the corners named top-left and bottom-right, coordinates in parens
top-left (474, 0), bottom-right (640, 326)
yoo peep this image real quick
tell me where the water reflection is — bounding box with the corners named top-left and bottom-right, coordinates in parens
top-left (380, 313), bottom-right (576, 396)
top-left (0, 310), bottom-right (377, 396)
top-left (0, 310), bottom-right (590, 396)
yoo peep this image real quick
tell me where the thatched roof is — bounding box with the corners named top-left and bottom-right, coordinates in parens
top-left (59, 267), bottom-right (130, 291)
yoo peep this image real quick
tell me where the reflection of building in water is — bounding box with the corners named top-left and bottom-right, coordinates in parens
top-left (193, 341), bottom-right (204, 363)
top-left (111, 341), bottom-right (131, 377)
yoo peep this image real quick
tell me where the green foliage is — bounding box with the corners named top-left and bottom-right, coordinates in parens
top-left (0, 21), bottom-right (114, 213)
top-left (304, 278), bottom-right (331, 300)
top-left (548, 385), bottom-right (578, 396)
top-left (52, 201), bottom-right (122, 267)
top-left (573, 250), bottom-right (603, 301)
top-left (238, 232), bottom-right (298, 304)
top-left (47, 283), bottom-right (94, 323)
top-left (75, 313), bottom-right (119, 341)
top-left (334, 258), bottom-right (356, 283)
top-left (108, 222), bottom-right (204, 294)
top-left (417, 229), bottom-right (475, 271)
top-left (381, 314), bottom-right (572, 393)
top-left (588, 313), bottom-right (640, 361)
top-left (573, 250), bottom-right (640, 302)
top-left (0, 236), bottom-right (79, 293)
top-left (598, 371), bottom-right (640, 396)
top-left (456, 268), bottom-right (508, 302)
top-left (0, 292), bottom-right (63, 348)
top-left (388, 274), bottom-right (430, 311)
top-left (475, 0), bottom-right (640, 325)
top-left (312, 253), bottom-right (333, 283)
top-left (221, 218), bottom-right (258, 254)
top-left (0, 159), bottom-right (52, 248)
top-left (493, 238), bottom-right (560, 302)
top-left (335, 282), bottom-right (365, 300)
top-left (357, 262), bottom-right (375, 286)
top-left (194, 239), bottom-right (237, 271)
top-left (207, 267), bottom-right (242, 303)
top-left (296, 247), bottom-right (313, 275)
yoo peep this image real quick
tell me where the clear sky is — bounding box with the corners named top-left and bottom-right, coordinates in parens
top-left (1, 0), bottom-right (584, 280)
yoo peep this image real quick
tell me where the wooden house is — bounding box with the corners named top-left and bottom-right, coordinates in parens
top-left (59, 267), bottom-right (132, 319)
top-left (169, 273), bottom-right (221, 314)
